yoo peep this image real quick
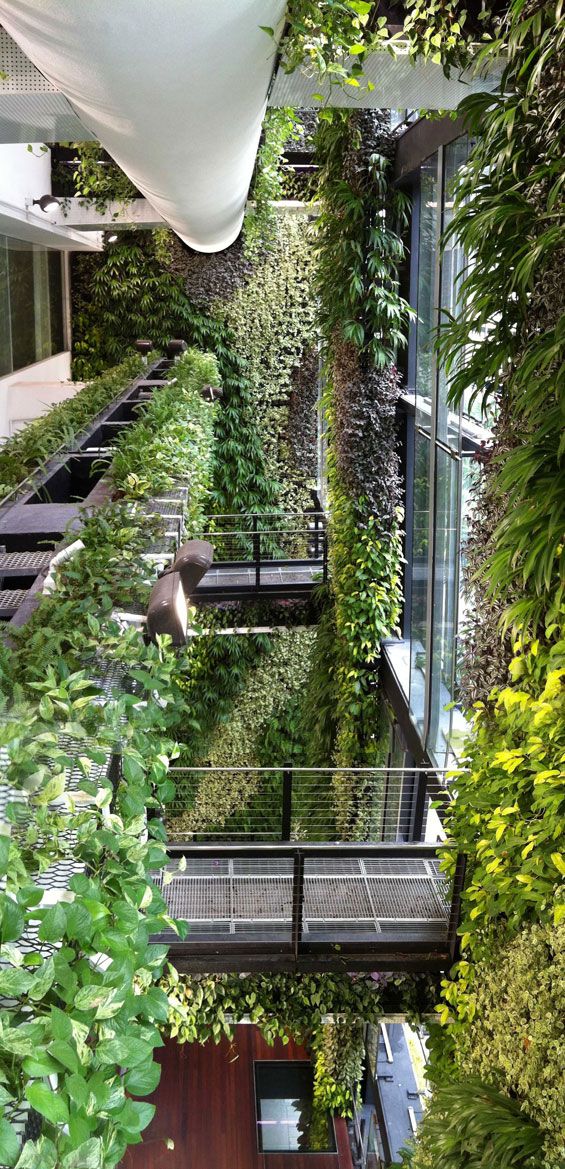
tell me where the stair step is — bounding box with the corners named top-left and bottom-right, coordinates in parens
top-left (0, 588), bottom-right (31, 616)
top-left (0, 551), bottom-right (52, 577)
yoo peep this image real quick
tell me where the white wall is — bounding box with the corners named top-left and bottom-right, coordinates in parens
top-left (0, 351), bottom-right (77, 439)
top-left (0, 142), bottom-right (52, 210)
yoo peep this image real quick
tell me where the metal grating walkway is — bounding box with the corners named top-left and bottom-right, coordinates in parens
top-left (153, 855), bottom-right (450, 942)
top-left (0, 588), bottom-right (30, 616)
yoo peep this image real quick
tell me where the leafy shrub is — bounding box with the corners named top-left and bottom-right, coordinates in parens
top-left (445, 923), bottom-right (565, 1168)
top-left (110, 348), bottom-right (218, 514)
top-left (0, 355), bottom-right (143, 500)
top-left (397, 1080), bottom-right (545, 1169)
top-left (441, 620), bottom-right (565, 956)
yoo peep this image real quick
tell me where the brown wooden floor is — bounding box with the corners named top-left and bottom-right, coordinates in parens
top-left (123, 1025), bottom-right (354, 1169)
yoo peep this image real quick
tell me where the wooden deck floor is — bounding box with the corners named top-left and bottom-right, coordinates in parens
top-left (123, 1026), bottom-right (354, 1169)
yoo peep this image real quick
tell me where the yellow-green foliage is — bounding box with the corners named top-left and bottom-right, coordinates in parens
top-left (448, 923), bottom-right (565, 1168)
top-left (214, 216), bottom-right (318, 514)
top-left (442, 620), bottom-right (565, 956)
top-left (169, 628), bottom-right (316, 834)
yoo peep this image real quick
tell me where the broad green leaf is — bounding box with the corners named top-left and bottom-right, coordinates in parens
top-left (25, 1082), bottom-right (69, 1125)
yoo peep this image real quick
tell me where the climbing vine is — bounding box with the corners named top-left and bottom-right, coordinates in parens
top-left (162, 968), bottom-right (436, 1117)
top-left (308, 108), bottom-right (409, 794)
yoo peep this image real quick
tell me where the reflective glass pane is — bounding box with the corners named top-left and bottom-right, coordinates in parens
top-left (427, 447), bottom-right (460, 763)
top-left (48, 250), bottom-right (64, 355)
top-left (7, 238), bottom-right (36, 371)
top-left (409, 430), bottom-right (430, 735)
top-left (0, 235), bottom-right (12, 376)
top-left (437, 137), bottom-right (469, 450)
top-left (33, 248), bottom-right (52, 361)
top-left (255, 1063), bottom-right (335, 1154)
top-left (415, 155), bottom-right (439, 436)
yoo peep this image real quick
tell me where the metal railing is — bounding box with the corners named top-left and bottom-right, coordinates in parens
top-left (166, 766), bottom-right (448, 843)
top-left (189, 512), bottom-right (328, 593)
top-left (153, 842), bottom-right (465, 971)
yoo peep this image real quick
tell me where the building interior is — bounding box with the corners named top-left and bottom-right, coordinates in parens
top-left (0, 4), bottom-right (562, 1169)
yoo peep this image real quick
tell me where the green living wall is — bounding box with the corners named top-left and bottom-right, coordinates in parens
top-left (306, 108), bottom-right (410, 809)
top-left (402, 0), bottom-right (565, 1166)
top-left (70, 136), bottom-right (319, 518)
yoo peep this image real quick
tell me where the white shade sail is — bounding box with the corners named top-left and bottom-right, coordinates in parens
top-left (0, 0), bottom-right (286, 252)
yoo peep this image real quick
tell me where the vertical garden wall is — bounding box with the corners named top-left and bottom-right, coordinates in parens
top-left (403, 1), bottom-right (565, 1166)
top-left (307, 108), bottom-right (410, 800)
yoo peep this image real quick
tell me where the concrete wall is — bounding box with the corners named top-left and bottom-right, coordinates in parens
top-left (0, 142), bottom-right (52, 210)
top-left (0, 351), bottom-right (78, 439)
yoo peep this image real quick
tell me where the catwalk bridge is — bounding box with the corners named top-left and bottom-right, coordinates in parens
top-left (158, 766), bottom-right (463, 973)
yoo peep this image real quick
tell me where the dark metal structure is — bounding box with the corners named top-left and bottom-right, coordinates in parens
top-left (191, 511), bottom-right (328, 600)
top-left (154, 842), bottom-right (466, 974)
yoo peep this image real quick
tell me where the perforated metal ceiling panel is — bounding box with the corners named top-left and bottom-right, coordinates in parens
top-left (268, 51), bottom-right (503, 110)
top-left (0, 27), bottom-right (94, 141)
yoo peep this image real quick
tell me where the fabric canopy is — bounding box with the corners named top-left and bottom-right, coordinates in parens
top-left (0, 0), bottom-right (286, 251)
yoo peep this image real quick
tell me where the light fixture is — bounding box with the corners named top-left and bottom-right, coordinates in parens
top-left (32, 194), bottom-right (61, 213)
top-left (200, 384), bottom-right (223, 403)
top-left (107, 232), bottom-right (118, 243)
top-left (166, 339), bottom-right (187, 360)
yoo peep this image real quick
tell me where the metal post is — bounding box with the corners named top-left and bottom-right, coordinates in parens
top-left (314, 512), bottom-right (320, 559)
top-left (281, 767), bottom-right (292, 841)
top-left (409, 769), bottom-right (428, 842)
top-left (252, 514), bottom-right (260, 589)
top-left (322, 529), bottom-right (328, 583)
top-left (292, 849), bottom-right (305, 962)
top-left (447, 852), bottom-right (467, 964)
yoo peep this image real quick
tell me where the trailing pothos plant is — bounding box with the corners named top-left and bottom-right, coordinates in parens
top-left (0, 348), bottom-right (219, 1167)
top-left (162, 967), bottom-right (436, 1116)
top-left (264, 0), bottom-right (487, 94)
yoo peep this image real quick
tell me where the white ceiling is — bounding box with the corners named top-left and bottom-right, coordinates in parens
top-left (0, 1), bottom-right (286, 252)
top-left (269, 49), bottom-right (504, 110)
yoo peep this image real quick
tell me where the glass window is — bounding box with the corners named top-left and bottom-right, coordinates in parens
top-left (8, 238), bottom-right (36, 371)
top-left (254, 1062), bottom-right (336, 1154)
top-left (0, 236), bottom-right (12, 376)
top-left (415, 155), bottom-right (439, 436)
top-left (0, 236), bottom-right (65, 377)
top-left (437, 137), bottom-right (468, 451)
top-left (409, 430), bottom-right (430, 735)
top-left (48, 250), bottom-right (65, 355)
top-left (427, 446), bottom-right (460, 761)
top-left (403, 136), bottom-right (484, 768)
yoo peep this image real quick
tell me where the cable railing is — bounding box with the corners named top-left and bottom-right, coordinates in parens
top-left (188, 512), bottom-right (328, 592)
top-left (166, 766), bottom-right (449, 843)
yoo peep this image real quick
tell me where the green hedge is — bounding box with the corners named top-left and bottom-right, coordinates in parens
top-left (0, 354), bottom-right (143, 501)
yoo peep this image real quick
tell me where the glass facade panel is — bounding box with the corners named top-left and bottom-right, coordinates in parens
top-left (8, 239), bottom-right (36, 371)
top-left (427, 446), bottom-right (460, 761)
top-left (409, 430), bottom-right (430, 735)
top-left (0, 237), bottom-right (12, 376)
top-left (415, 155), bottom-right (439, 436)
top-left (437, 138), bottom-right (468, 451)
top-left (402, 135), bottom-right (488, 768)
top-left (254, 1063), bottom-right (335, 1154)
top-left (0, 234), bottom-right (65, 376)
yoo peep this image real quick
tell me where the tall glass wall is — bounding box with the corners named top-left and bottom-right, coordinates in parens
top-left (0, 235), bottom-right (65, 377)
top-left (405, 137), bottom-right (485, 768)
